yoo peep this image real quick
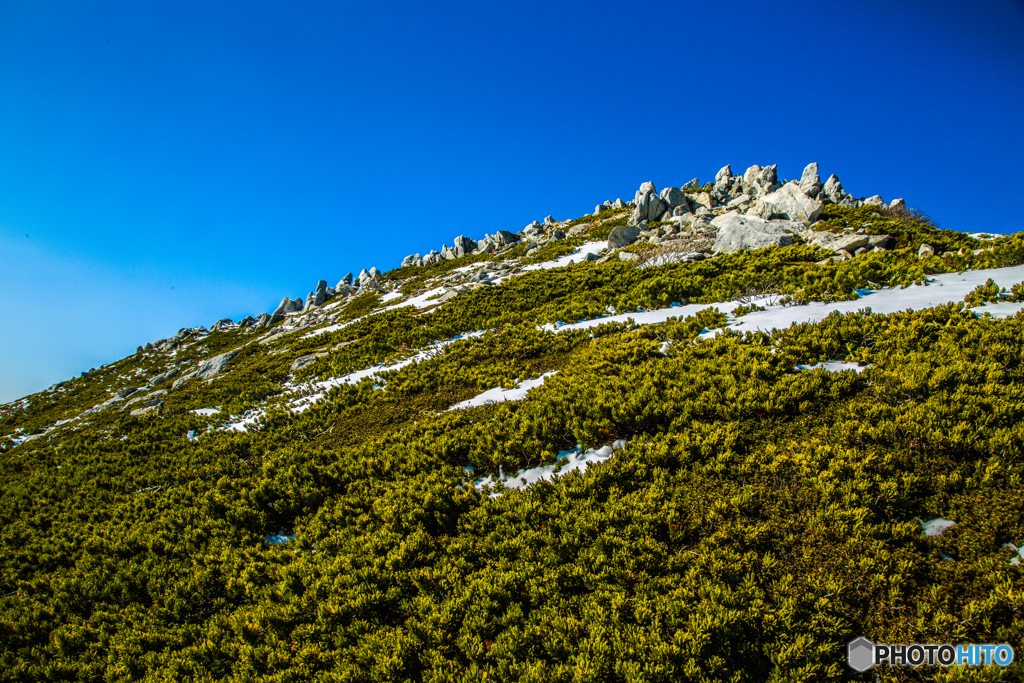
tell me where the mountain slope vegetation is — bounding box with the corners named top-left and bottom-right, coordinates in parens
top-left (1, 200), bottom-right (1024, 682)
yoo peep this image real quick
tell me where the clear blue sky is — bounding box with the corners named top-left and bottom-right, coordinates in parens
top-left (1, 0), bottom-right (1022, 403)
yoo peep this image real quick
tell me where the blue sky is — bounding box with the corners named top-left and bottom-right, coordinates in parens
top-left (1, 0), bottom-right (1022, 403)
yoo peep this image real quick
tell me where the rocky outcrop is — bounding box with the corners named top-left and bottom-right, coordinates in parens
top-left (795, 162), bottom-right (819, 197)
top-left (148, 368), bottom-right (179, 388)
top-left (711, 214), bottom-right (800, 253)
top-left (196, 350), bottom-right (240, 381)
top-left (454, 235), bottom-right (476, 257)
top-left (313, 280), bottom-right (328, 307)
top-left (608, 225), bottom-right (641, 249)
top-left (632, 182), bottom-right (668, 224)
top-left (743, 164), bottom-right (781, 197)
top-left (758, 182), bottom-right (823, 223)
top-left (714, 165), bottom-right (732, 192)
top-left (272, 297), bottom-right (303, 318)
top-left (821, 174), bottom-right (846, 204)
top-left (660, 186), bottom-right (690, 213)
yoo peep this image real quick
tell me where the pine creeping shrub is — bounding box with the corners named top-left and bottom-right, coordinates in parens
top-left (520, 235), bottom-right (588, 264)
top-left (335, 290), bottom-right (382, 321)
top-left (621, 241), bottom-right (657, 253)
top-left (964, 278), bottom-right (1006, 306)
top-left (3, 304), bottom-right (1024, 680)
top-left (660, 308), bottom-right (729, 342)
top-left (731, 303), bottom-right (767, 317)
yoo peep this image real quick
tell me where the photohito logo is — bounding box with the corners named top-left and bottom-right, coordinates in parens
top-left (848, 637), bottom-right (1015, 671)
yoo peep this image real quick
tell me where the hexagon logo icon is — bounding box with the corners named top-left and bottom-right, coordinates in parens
top-left (848, 637), bottom-right (875, 672)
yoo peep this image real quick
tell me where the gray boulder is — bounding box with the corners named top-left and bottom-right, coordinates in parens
top-left (253, 313), bottom-right (271, 330)
top-left (115, 387), bottom-right (139, 399)
top-left (144, 342), bottom-right (154, 350)
top-left (822, 174), bottom-right (846, 203)
top-left (543, 215), bottom-right (556, 226)
top-left (237, 316), bottom-right (256, 329)
top-left (290, 354), bottom-right (318, 373)
top-left (691, 191), bottom-right (717, 212)
top-left (726, 194), bottom-right (752, 209)
top-left (760, 182), bottom-right (823, 223)
top-left (743, 164), bottom-right (762, 188)
top-left (889, 198), bottom-right (906, 212)
top-left (711, 214), bottom-right (800, 253)
top-left (918, 243), bottom-right (935, 259)
top-left (863, 195), bottom-right (885, 207)
top-left (659, 186), bottom-right (689, 211)
top-left (272, 297), bottom-right (299, 318)
top-left (211, 318), bottom-right (233, 331)
top-left (810, 232), bottom-right (872, 253)
top-left (196, 350), bottom-right (239, 380)
top-left (799, 162), bottom-right (822, 198)
top-left (171, 371), bottom-right (198, 389)
top-left (148, 367), bottom-right (179, 387)
top-left (752, 164), bottom-right (780, 196)
top-left (304, 292), bottom-right (316, 310)
top-left (313, 280), bottom-right (328, 306)
top-left (339, 273), bottom-right (353, 286)
top-left (608, 225), bottom-right (641, 249)
top-left (130, 404), bottom-right (160, 417)
top-left (477, 230), bottom-right (519, 254)
top-left (632, 182), bottom-right (665, 224)
top-left (401, 254), bottom-right (422, 268)
top-left (681, 178), bottom-right (700, 191)
top-left (611, 198), bottom-right (627, 209)
top-left (454, 235), bottom-right (476, 256)
top-left (714, 164), bottom-right (732, 191)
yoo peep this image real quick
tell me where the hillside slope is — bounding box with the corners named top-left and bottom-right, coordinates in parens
top-left (2, 164), bottom-right (1023, 681)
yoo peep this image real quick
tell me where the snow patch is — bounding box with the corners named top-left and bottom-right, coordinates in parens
top-left (191, 408), bottom-right (221, 416)
top-left (449, 371), bottom-right (556, 410)
top-left (550, 265), bottom-right (1024, 336)
top-left (474, 440), bottom-right (627, 495)
top-left (919, 517), bottom-right (956, 537)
